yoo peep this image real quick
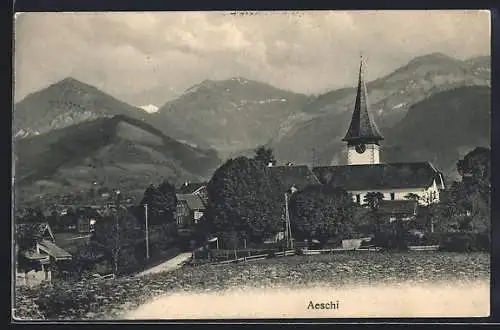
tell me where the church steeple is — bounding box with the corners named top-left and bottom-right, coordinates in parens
top-left (342, 56), bottom-right (384, 145)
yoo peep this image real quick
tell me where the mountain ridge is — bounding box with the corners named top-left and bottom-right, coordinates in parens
top-left (14, 114), bottom-right (221, 202)
top-left (270, 52), bottom-right (491, 166)
top-left (155, 76), bottom-right (311, 157)
top-left (13, 77), bottom-right (210, 149)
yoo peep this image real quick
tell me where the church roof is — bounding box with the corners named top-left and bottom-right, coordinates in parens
top-left (342, 57), bottom-right (384, 143)
top-left (270, 165), bottom-right (321, 191)
top-left (312, 161), bottom-right (441, 191)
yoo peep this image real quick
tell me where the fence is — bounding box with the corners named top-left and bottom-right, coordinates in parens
top-left (190, 244), bottom-right (384, 266)
top-left (217, 249), bottom-right (296, 264)
top-left (302, 247), bottom-right (382, 255)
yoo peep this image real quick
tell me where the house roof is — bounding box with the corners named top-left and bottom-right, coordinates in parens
top-left (312, 161), bottom-right (441, 191)
top-left (176, 194), bottom-right (206, 210)
top-left (342, 58), bottom-right (384, 144)
top-left (38, 240), bottom-right (72, 261)
top-left (22, 250), bottom-right (50, 262)
top-left (15, 222), bottom-right (55, 242)
top-left (377, 200), bottom-right (419, 215)
top-left (270, 165), bottom-right (320, 191)
top-left (177, 182), bottom-right (207, 194)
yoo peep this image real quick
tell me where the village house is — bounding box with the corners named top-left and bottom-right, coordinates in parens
top-left (377, 200), bottom-right (419, 223)
top-left (457, 146), bottom-right (490, 184)
top-left (75, 207), bottom-right (99, 233)
top-left (175, 193), bottom-right (206, 227)
top-left (312, 57), bottom-right (445, 206)
top-left (178, 181), bottom-right (208, 204)
top-left (15, 222), bottom-right (72, 286)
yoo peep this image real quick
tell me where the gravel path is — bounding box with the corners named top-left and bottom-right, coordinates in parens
top-left (136, 252), bottom-right (192, 277)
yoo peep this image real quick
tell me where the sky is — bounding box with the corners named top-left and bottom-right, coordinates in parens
top-left (14, 10), bottom-right (491, 106)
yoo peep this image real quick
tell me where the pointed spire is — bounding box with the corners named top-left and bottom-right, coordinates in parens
top-left (342, 56), bottom-right (384, 144)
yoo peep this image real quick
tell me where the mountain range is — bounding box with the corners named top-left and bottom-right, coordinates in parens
top-left (14, 115), bottom-right (221, 203)
top-left (154, 77), bottom-right (311, 157)
top-left (13, 52), bottom-right (491, 200)
top-left (270, 53), bottom-right (490, 165)
top-left (13, 77), bottom-right (210, 149)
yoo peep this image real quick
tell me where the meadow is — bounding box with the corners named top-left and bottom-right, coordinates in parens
top-left (13, 251), bottom-right (490, 320)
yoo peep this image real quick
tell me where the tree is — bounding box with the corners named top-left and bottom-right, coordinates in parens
top-left (404, 193), bottom-right (420, 201)
top-left (91, 207), bottom-right (141, 275)
top-left (457, 147), bottom-right (490, 186)
top-left (253, 146), bottom-right (276, 166)
top-left (363, 192), bottom-right (385, 210)
top-left (15, 207), bottom-right (46, 224)
top-left (139, 181), bottom-right (177, 226)
top-left (351, 206), bottom-right (376, 237)
top-left (362, 192), bottom-right (385, 233)
top-left (432, 147), bottom-right (491, 234)
top-left (289, 185), bottom-right (355, 241)
top-left (206, 156), bottom-right (283, 245)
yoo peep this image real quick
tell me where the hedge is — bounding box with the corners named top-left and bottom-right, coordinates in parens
top-left (372, 230), bottom-right (490, 252)
top-left (425, 232), bottom-right (490, 252)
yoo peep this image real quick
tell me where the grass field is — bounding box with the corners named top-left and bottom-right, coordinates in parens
top-left (14, 251), bottom-right (490, 320)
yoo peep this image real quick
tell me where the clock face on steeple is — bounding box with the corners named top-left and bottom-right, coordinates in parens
top-left (355, 144), bottom-right (366, 154)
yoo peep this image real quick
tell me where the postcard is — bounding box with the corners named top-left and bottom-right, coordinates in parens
top-left (12, 10), bottom-right (491, 321)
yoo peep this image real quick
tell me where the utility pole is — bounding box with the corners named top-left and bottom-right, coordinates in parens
top-left (284, 192), bottom-right (292, 249)
top-left (284, 192), bottom-right (288, 246)
top-left (144, 203), bottom-right (149, 259)
top-left (113, 190), bottom-right (120, 275)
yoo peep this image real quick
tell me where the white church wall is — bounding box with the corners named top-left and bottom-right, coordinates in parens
top-left (423, 179), bottom-right (441, 204)
top-left (349, 180), bottom-right (441, 205)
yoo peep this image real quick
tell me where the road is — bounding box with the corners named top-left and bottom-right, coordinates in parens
top-left (136, 252), bottom-right (192, 277)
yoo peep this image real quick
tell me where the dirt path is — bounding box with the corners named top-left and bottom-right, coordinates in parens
top-left (136, 252), bottom-right (192, 277)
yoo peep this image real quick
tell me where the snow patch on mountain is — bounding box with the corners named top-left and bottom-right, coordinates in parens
top-left (392, 102), bottom-right (406, 109)
top-left (139, 104), bottom-right (159, 113)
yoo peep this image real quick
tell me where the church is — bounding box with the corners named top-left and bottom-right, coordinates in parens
top-left (312, 58), bottom-right (446, 206)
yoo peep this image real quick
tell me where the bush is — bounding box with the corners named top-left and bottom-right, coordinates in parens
top-left (428, 232), bottom-right (490, 252)
top-left (266, 251), bottom-right (276, 259)
top-left (14, 286), bottom-right (46, 320)
top-left (372, 231), bottom-right (410, 251)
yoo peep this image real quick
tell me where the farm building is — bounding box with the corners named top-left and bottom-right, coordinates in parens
top-left (376, 200), bottom-right (419, 222)
top-left (312, 57), bottom-right (445, 206)
top-left (175, 194), bottom-right (206, 227)
top-left (75, 207), bottom-right (99, 233)
top-left (178, 181), bottom-right (208, 204)
top-left (15, 222), bottom-right (72, 286)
